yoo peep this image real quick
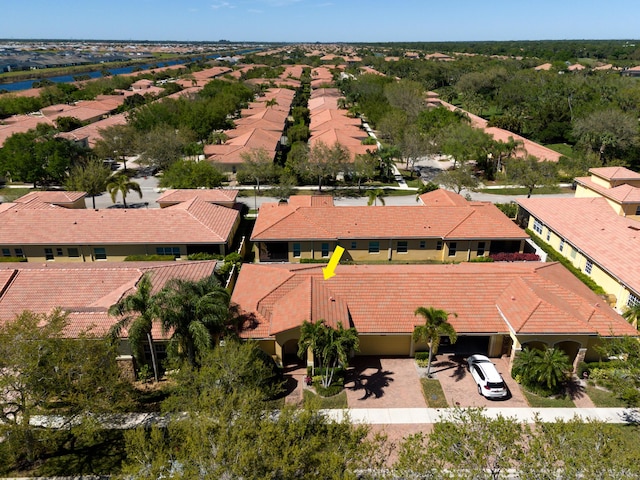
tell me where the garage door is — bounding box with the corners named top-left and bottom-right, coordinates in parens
top-left (358, 335), bottom-right (411, 356)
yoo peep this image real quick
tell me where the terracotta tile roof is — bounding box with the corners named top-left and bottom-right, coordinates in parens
top-left (575, 176), bottom-right (640, 203)
top-left (0, 261), bottom-right (218, 339)
top-left (288, 195), bottom-right (334, 207)
top-left (310, 88), bottom-right (342, 99)
top-left (0, 114), bottom-right (54, 147)
top-left (14, 191), bottom-right (87, 207)
top-left (233, 262), bottom-right (636, 339)
top-left (517, 197), bottom-right (640, 296)
top-left (308, 96), bottom-right (339, 112)
top-left (156, 189), bottom-right (239, 206)
top-left (58, 114), bottom-right (128, 148)
top-left (0, 198), bottom-right (239, 245)
top-left (418, 189), bottom-right (470, 206)
top-left (535, 63), bottom-right (553, 71)
top-left (252, 194), bottom-right (526, 242)
top-left (589, 166), bottom-right (640, 181)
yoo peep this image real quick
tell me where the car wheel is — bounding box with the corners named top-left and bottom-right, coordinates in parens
top-left (477, 384), bottom-right (482, 396)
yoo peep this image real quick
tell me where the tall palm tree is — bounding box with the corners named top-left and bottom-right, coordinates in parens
top-left (367, 188), bottom-right (386, 206)
top-left (535, 347), bottom-right (571, 391)
top-left (623, 303), bottom-right (640, 330)
top-left (108, 274), bottom-right (160, 382)
top-left (298, 319), bottom-right (326, 376)
top-left (106, 173), bottom-right (142, 208)
top-left (156, 276), bottom-right (231, 367)
top-left (413, 306), bottom-right (458, 378)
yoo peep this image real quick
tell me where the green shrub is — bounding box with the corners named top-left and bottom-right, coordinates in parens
top-left (495, 202), bottom-right (518, 218)
top-left (124, 254), bottom-right (175, 261)
top-left (361, 136), bottom-right (377, 145)
top-left (469, 256), bottom-right (494, 262)
top-left (314, 377), bottom-right (344, 397)
top-left (0, 256), bottom-right (27, 262)
top-left (526, 228), bottom-right (606, 295)
top-left (224, 252), bottom-right (242, 264)
top-left (300, 258), bottom-right (330, 263)
top-left (187, 252), bottom-right (224, 261)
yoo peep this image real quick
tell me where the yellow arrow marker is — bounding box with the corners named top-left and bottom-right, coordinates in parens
top-left (322, 245), bottom-right (344, 280)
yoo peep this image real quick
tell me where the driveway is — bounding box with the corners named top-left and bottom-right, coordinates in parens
top-left (344, 357), bottom-right (426, 408)
top-left (430, 354), bottom-right (528, 407)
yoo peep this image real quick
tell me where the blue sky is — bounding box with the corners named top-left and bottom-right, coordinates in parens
top-left (1, 0), bottom-right (639, 43)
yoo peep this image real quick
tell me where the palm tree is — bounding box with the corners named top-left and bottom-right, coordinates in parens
top-left (413, 306), bottom-right (458, 378)
top-left (367, 188), bottom-right (386, 206)
top-left (298, 319), bottom-right (326, 376)
top-left (106, 173), bottom-right (142, 208)
top-left (535, 348), bottom-right (571, 391)
top-left (623, 303), bottom-right (640, 329)
top-left (108, 274), bottom-right (160, 382)
top-left (156, 276), bottom-right (231, 367)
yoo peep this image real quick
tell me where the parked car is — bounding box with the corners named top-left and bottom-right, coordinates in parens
top-left (467, 354), bottom-right (509, 399)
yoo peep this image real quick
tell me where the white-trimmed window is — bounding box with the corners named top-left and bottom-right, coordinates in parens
top-left (292, 243), bottom-right (301, 258)
top-left (533, 219), bottom-right (543, 235)
top-left (559, 239), bottom-right (565, 252)
top-left (1, 248), bottom-right (10, 257)
top-left (321, 243), bottom-right (329, 258)
top-left (584, 260), bottom-right (593, 274)
top-left (636, 206), bottom-right (640, 215)
top-left (44, 248), bottom-right (54, 261)
top-left (436, 240), bottom-right (443, 251)
top-left (368, 241), bottom-right (380, 254)
top-left (628, 293), bottom-right (640, 308)
top-left (397, 241), bottom-right (408, 254)
top-left (14, 248), bottom-right (24, 258)
top-left (546, 230), bottom-right (551, 241)
top-left (350, 241), bottom-right (357, 249)
top-left (570, 248), bottom-right (576, 259)
top-left (419, 240), bottom-right (426, 249)
top-left (477, 241), bottom-right (486, 256)
top-left (448, 242), bottom-right (457, 257)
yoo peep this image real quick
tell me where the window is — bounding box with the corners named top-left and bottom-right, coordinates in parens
top-left (1, 248), bottom-right (10, 257)
top-left (477, 241), bottom-right (485, 256)
top-left (56, 248), bottom-right (63, 256)
top-left (448, 242), bottom-right (457, 257)
top-left (368, 241), bottom-right (380, 254)
top-left (436, 240), bottom-right (443, 251)
top-left (68, 248), bottom-right (79, 258)
top-left (44, 248), bottom-right (54, 261)
top-left (584, 260), bottom-right (593, 274)
top-left (546, 230), bottom-right (551, 241)
top-left (419, 240), bottom-right (426, 249)
top-left (350, 241), bottom-right (357, 249)
top-left (397, 241), bottom-right (408, 254)
top-left (570, 247), bottom-right (576, 259)
top-left (14, 248), bottom-right (24, 258)
top-left (636, 206), bottom-right (640, 215)
top-left (94, 247), bottom-right (107, 260)
top-left (559, 239), bottom-right (565, 252)
top-left (292, 243), bottom-right (301, 258)
top-left (321, 243), bottom-right (329, 258)
top-left (156, 247), bottom-right (181, 258)
top-left (628, 293), bottom-right (640, 308)
top-left (533, 219), bottom-right (543, 235)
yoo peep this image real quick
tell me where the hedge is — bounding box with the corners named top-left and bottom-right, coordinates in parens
top-left (526, 228), bottom-right (606, 295)
top-left (124, 254), bottom-right (175, 261)
top-left (0, 256), bottom-right (27, 262)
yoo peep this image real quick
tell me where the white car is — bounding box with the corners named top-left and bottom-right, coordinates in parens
top-left (467, 354), bottom-right (509, 399)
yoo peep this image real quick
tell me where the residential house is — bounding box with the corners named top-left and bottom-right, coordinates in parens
top-left (156, 188), bottom-right (240, 209)
top-left (517, 167), bottom-right (640, 311)
top-left (232, 262), bottom-right (637, 370)
top-left (251, 191), bottom-right (527, 263)
top-left (0, 195), bottom-right (240, 262)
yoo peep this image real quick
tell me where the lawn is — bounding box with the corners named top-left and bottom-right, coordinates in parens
top-left (420, 378), bottom-right (449, 408)
top-left (545, 143), bottom-right (574, 158)
top-left (476, 186), bottom-right (571, 196)
top-left (0, 187), bottom-right (31, 202)
top-left (303, 388), bottom-right (348, 409)
top-left (523, 390), bottom-right (575, 407)
top-left (586, 385), bottom-right (627, 407)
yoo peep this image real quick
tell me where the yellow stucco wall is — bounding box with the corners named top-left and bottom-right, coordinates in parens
top-left (7, 244), bottom-right (189, 262)
top-left (358, 335), bottom-right (412, 356)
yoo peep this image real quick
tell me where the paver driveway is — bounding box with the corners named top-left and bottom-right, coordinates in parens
top-left (344, 356), bottom-right (427, 408)
top-left (431, 354), bottom-right (528, 407)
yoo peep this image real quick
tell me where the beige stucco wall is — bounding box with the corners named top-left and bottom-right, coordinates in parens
top-left (358, 335), bottom-right (412, 356)
top-left (7, 244), bottom-right (189, 262)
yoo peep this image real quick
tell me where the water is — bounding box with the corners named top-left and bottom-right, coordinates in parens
top-left (0, 48), bottom-right (262, 92)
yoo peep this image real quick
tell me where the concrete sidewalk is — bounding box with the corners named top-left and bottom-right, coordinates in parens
top-left (323, 407), bottom-right (640, 424)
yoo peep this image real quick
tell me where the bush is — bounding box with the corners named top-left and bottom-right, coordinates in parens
top-left (314, 377), bottom-right (344, 397)
top-left (124, 254), bottom-right (175, 261)
top-left (469, 256), bottom-right (494, 262)
top-left (187, 252), bottom-right (224, 261)
top-left (489, 252), bottom-right (540, 262)
top-left (0, 256), bottom-right (27, 262)
top-left (495, 202), bottom-right (518, 218)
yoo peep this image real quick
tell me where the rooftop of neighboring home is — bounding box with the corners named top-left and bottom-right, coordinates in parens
top-left (232, 262), bottom-right (636, 339)
top-left (0, 196), bottom-right (239, 245)
top-left (0, 114), bottom-right (53, 147)
top-left (0, 261), bottom-right (218, 338)
top-left (575, 166), bottom-right (640, 204)
top-left (57, 113), bottom-right (127, 147)
top-left (12, 190), bottom-right (87, 208)
top-left (535, 63), bottom-right (553, 71)
top-left (252, 191), bottom-right (527, 242)
top-left (156, 188), bottom-right (239, 208)
top-left (516, 195), bottom-right (640, 297)
top-left (309, 109), bottom-right (361, 132)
